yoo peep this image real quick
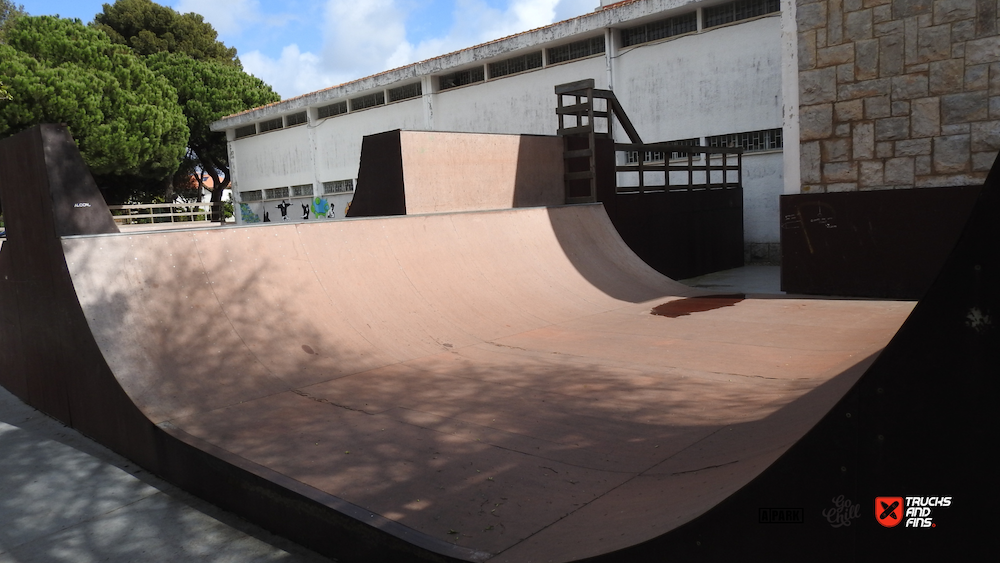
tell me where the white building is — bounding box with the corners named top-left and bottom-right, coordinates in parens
top-left (213, 0), bottom-right (999, 265)
top-left (211, 0), bottom-right (789, 259)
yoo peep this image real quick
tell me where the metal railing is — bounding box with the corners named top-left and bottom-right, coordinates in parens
top-left (615, 143), bottom-right (742, 193)
top-left (555, 79), bottom-right (744, 199)
top-left (108, 202), bottom-right (225, 226)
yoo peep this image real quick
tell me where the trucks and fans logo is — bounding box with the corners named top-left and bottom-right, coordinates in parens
top-left (876, 496), bottom-right (951, 528)
top-left (876, 497), bottom-right (903, 527)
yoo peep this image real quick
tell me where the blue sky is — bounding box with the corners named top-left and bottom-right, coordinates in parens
top-left (22, 0), bottom-right (600, 98)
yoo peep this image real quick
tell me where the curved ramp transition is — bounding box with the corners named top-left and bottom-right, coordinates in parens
top-left (1, 125), bottom-right (995, 561)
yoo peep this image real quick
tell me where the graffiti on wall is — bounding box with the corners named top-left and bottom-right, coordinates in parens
top-left (311, 197), bottom-right (335, 219)
top-left (276, 200), bottom-right (292, 220)
top-left (240, 203), bottom-right (261, 223)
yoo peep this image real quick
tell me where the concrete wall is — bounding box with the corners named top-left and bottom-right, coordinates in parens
top-left (614, 16), bottom-right (784, 140)
top-left (794, 0), bottom-right (1000, 193)
top-left (221, 2), bottom-right (790, 261)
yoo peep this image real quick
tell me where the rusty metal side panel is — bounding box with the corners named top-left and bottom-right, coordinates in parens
top-left (0, 125), bottom-right (156, 463)
top-left (589, 155), bottom-right (1000, 561)
top-left (595, 138), bottom-right (744, 280)
top-left (346, 129), bottom-right (406, 218)
top-left (780, 186), bottom-right (981, 298)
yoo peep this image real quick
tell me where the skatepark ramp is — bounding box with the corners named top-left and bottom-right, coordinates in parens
top-left (0, 125), bottom-right (995, 561)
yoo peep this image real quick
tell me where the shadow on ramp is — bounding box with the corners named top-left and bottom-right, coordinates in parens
top-left (0, 125), bottom-right (994, 561)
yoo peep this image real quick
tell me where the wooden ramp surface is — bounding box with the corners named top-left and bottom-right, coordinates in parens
top-left (63, 205), bottom-right (912, 562)
top-left (6, 125), bottom-right (993, 562)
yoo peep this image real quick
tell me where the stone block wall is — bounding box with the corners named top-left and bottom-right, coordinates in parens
top-left (796, 0), bottom-right (1000, 192)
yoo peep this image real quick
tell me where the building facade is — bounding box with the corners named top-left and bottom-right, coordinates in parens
top-left (211, 0), bottom-right (787, 260)
top-left (210, 0), bottom-right (999, 263)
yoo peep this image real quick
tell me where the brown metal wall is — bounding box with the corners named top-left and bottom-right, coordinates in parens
top-left (595, 139), bottom-right (744, 280)
top-left (781, 186), bottom-right (982, 299)
top-left (346, 129), bottom-right (407, 218)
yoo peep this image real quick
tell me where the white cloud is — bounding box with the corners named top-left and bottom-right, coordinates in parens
top-left (173, 0), bottom-right (264, 36)
top-left (395, 0), bottom-right (561, 67)
top-left (234, 0), bottom-right (598, 99)
top-left (554, 0), bottom-right (601, 22)
top-left (321, 0), bottom-right (411, 77)
top-left (242, 45), bottom-right (347, 99)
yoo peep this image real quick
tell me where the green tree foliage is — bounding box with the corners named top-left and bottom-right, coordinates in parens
top-left (93, 0), bottom-right (239, 67)
top-left (0, 15), bottom-right (188, 202)
top-left (146, 52), bottom-right (279, 205)
top-left (0, 0), bottom-right (25, 42)
top-left (92, 0), bottom-right (279, 206)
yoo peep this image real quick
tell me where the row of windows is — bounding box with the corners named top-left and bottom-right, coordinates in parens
top-left (626, 138), bottom-right (701, 163)
top-left (240, 179), bottom-right (355, 202)
top-left (624, 130), bottom-right (782, 163)
top-left (323, 179), bottom-right (355, 194)
top-left (439, 35), bottom-right (605, 91)
top-left (233, 0), bottom-right (780, 139)
top-left (704, 0), bottom-right (780, 29)
top-left (621, 0), bottom-right (779, 49)
top-left (440, 67), bottom-right (486, 90)
top-left (707, 128), bottom-right (783, 152)
top-left (621, 13), bottom-right (697, 47)
top-left (547, 36), bottom-right (606, 65)
top-left (237, 82), bottom-right (423, 139)
top-left (235, 111), bottom-right (308, 139)
top-left (488, 51), bottom-right (543, 79)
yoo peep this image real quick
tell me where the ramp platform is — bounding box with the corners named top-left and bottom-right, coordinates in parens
top-left (1, 125), bottom-right (995, 561)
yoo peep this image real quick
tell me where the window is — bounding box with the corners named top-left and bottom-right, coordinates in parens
top-left (707, 128), bottom-right (782, 152)
top-left (322, 179), bottom-right (354, 194)
top-left (258, 117), bottom-right (283, 133)
top-left (350, 91), bottom-right (385, 111)
top-left (626, 150), bottom-right (663, 163)
top-left (264, 187), bottom-right (290, 199)
top-left (626, 138), bottom-right (701, 163)
top-left (291, 184), bottom-right (313, 197)
top-left (703, 0), bottom-right (780, 28)
top-left (439, 67), bottom-right (485, 90)
top-left (240, 190), bottom-right (262, 201)
top-left (620, 12), bottom-right (697, 47)
top-left (388, 82), bottom-right (422, 102)
top-left (318, 101), bottom-right (347, 119)
top-left (488, 51), bottom-right (542, 78)
top-left (235, 124), bottom-right (256, 139)
top-left (285, 111), bottom-right (307, 126)
top-left (547, 36), bottom-right (605, 64)
top-left (666, 138), bottom-right (701, 159)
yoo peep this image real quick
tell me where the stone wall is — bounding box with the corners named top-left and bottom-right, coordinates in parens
top-left (796, 0), bottom-right (1000, 192)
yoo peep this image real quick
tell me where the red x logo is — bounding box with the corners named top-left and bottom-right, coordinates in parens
top-left (875, 497), bottom-right (904, 527)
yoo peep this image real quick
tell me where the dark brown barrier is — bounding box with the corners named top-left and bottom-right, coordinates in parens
top-left (780, 186), bottom-right (981, 299)
top-left (587, 152), bottom-right (999, 561)
top-left (595, 139), bottom-right (744, 280)
top-left (346, 129), bottom-right (407, 218)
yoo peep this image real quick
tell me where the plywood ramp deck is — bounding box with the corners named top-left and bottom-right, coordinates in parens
top-left (63, 205), bottom-right (913, 562)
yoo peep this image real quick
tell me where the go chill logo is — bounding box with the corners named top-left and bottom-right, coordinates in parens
top-left (875, 496), bottom-right (951, 528)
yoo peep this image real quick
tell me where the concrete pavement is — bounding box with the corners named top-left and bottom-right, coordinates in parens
top-left (0, 385), bottom-right (331, 563)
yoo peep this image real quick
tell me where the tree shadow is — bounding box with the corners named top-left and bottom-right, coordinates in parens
top-left (54, 217), bottom-right (911, 561)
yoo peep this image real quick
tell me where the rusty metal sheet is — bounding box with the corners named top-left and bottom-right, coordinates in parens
top-left (780, 185), bottom-right (981, 298)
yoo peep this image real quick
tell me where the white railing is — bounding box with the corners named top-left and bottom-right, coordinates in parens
top-left (107, 202), bottom-right (225, 226)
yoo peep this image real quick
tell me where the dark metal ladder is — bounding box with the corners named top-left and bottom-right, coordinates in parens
top-left (555, 79), bottom-right (643, 203)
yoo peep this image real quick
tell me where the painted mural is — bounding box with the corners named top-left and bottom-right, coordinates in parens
top-left (312, 197), bottom-right (334, 219)
top-left (235, 194), bottom-right (353, 225)
top-left (239, 202), bottom-right (261, 223)
top-left (275, 200), bottom-right (292, 220)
